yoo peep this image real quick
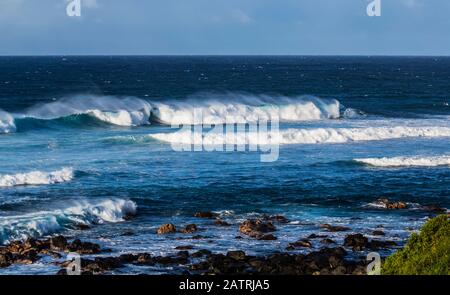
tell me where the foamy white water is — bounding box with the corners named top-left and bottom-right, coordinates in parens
top-left (0, 109), bottom-right (16, 134)
top-left (151, 95), bottom-right (341, 124)
top-left (23, 95), bottom-right (152, 127)
top-left (0, 199), bottom-right (137, 244)
top-left (355, 155), bottom-right (450, 167)
top-left (0, 168), bottom-right (74, 187)
top-left (149, 126), bottom-right (450, 145)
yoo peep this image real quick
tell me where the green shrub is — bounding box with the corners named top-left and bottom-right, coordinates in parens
top-left (382, 214), bottom-right (449, 275)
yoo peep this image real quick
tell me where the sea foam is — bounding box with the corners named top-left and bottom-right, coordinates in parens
top-left (23, 95), bottom-right (152, 127)
top-left (354, 156), bottom-right (450, 167)
top-left (0, 109), bottom-right (16, 134)
top-left (149, 126), bottom-right (450, 145)
top-left (0, 168), bottom-right (74, 187)
top-left (0, 199), bottom-right (137, 244)
top-left (150, 94), bottom-right (341, 124)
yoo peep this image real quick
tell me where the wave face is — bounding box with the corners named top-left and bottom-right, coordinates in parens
top-left (354, 156), bottom-right (450, 167)
top-left (0, 110), bottom-right (16, 134)
top-left (22, 95), bottom-right (152, 127)
top-left (150, 94), bottom-right (341, 125)
top-left (0, 199), bottom-right (137, 244)
top-left (0, 168), bottom-right (74, 187)
top-left (149, 126), bottom-right (450, 145)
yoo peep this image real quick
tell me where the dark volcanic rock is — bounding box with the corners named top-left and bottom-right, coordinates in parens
top-left (320, 224), bottom-right (350, 232)
top-left (344, 234), bottom-right (369, 251)
top-left (50, 236), bottom-right (68, 251)
top-left (320, 238), bottom-right (336, 245)
top-left (287, 239), bottom-right (312, 250)
top-left (268, 215), bottom-right (289, 223)
top-left (372, 230), bottom-right (385, 236)
top-left (227, 250), bottom-right (247, 261)
top-left (67, 239), bottom-right (101, 254)
top-left (257, 234), bottom-right (277, 241)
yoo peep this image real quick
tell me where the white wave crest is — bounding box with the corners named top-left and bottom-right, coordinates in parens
top-left (0, 168), bottom-right (74, 187)
top-left (355, 156), bottom-right (450, 167)
top-left (149, 126), bottom-right (450, 145)
top-left (24, 95), bottom-right (152, 126)
top-left (0, 199), bottom-right (137, 244)
top-left (0, 109), bottom-right (16, 134)
top-left (151, 94), bottom-right (341, 124)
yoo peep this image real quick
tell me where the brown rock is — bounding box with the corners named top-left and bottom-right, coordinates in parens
top-left (320, 238), bottom-right (336, 245)
top-left (215, 219), bottom-right (230, 226)
top-left (50, 236), bottom-right (68, 251)
top-left (257, 234), bottom-right (277, 241)
top-left (175, 245), bottom-right (194, 250)
top-left (157, 223), bottom-right (177, 234)
top-left (239, 219), bottom-right (276, 238)
top-left (377, 198), bottom-right (408, 210)
top-left (227, 250), bottom-right (247, 261)
top-left (180, 224), bottom-right (197, 234)
top-left (320, 224), bottom-right (350, 232)
top-left (194, 212), bottom-right (216, 218)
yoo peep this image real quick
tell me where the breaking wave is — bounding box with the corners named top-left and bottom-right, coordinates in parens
top-left (149, 126), bottom-right (450, 145)
top-left (6, 94), bottom-right (353, 131)
top-left (354, 155), bottom-right (450, 167)
top-left (0, 109), bottom-right (16, 134)
top-left (149, 93), bottom-right (342, 124)
top-left (21, 95), bottom-right (152, 127)
top-left (0, 168), bottom-right (74, 187)
top-left (0, 199), bottom-right (137, 244)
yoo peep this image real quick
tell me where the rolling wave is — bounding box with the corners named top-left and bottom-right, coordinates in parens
top-left (0, 168), bottom-right (74, 187)
top-left (354, 156), bottom-right (450, 167)
top-left (0, 199), bottom-right (137, 244)
top-left (4, 94), bottom-right (355, 132)
top-left (149, 126), bottom-right (450, 145)
top-left (149, 93), bottom-right (341, 124)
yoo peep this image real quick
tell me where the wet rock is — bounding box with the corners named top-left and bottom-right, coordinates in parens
top-left (194, 212), bottom-right (217, 218)
top-left (344, 234), bottom-right (369, 251)
top-left (308, 234), bottom-right (328, 239)
top-left (50, 236), bottom-right (68, 251)
top-left (227, 250), bottom-right (247, 261)
top-left (175, 245), bottom-right (194, 250)
top-left (320, 238), bottom-right (336, 245)
top-left (422, 204), bottom-right (447, 213)
top-left (372, 230), bottom-right (385, 236)
top-left (191, 249), bottom-right (212, 258)
top-left (180, 224), bottom-right (198, 234)
top-left (67, 239), bottom-right (101, 254)
top-left (376, 198), bottom-right (408, 210)
top-left (287, 239), bottom-right (312, 250)
top-left (320, 224), bottom-right (350, 232)
top-left (268, 215), bottom-right (289, 223)
top-left (157, 223), bottom-right (177, 234)
top-left (239, 219), bottom-right (276, 238)
top-left (257, 234), bottom-right (277, 241)
top-left (0, 253), bottom-right (12, 268)
top-left (215, 219), bottom-right (230, 226)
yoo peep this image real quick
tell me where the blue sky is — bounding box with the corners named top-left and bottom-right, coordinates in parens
top-left (1, 0), bottom-right (449, 55)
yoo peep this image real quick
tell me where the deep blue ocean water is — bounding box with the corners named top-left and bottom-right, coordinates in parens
top-left (0, 56), bottom-right (449, 274)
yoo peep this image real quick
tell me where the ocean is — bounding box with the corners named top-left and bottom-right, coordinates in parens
top-left (0, 56), bottom-right (449, 274)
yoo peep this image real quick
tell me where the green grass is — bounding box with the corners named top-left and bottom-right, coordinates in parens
top-left (382, 214), bottom-right (450, 275)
